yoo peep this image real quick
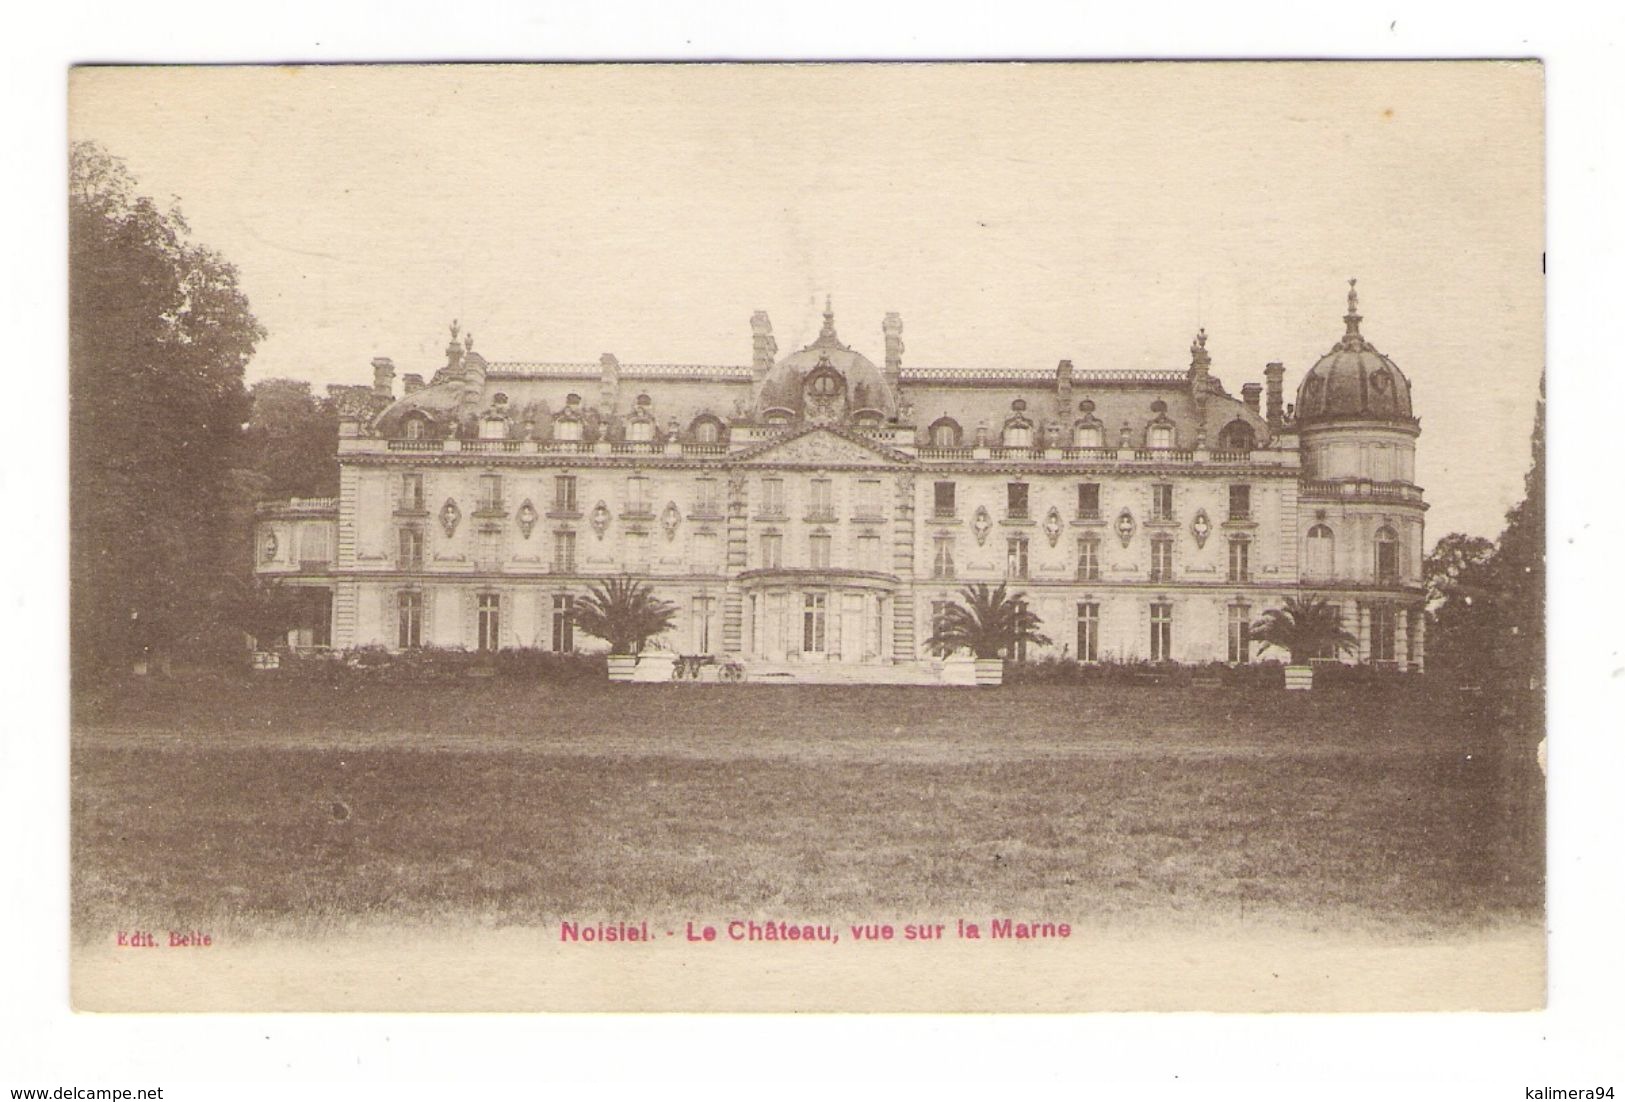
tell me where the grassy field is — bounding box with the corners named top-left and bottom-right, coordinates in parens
top-left (70, 676), bottom-right (1544, 942)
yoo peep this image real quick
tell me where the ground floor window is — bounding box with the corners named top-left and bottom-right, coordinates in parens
top-left (397, 591), bottom-right (423, 649)
top-left (1228, 603), bottom-right (1251, 664)
top-left (803, 593), bottom-right (827, 653)
top-left (1076, 601), bottom-right (1099, 662)
top-left (1150, 601), bottom-right (1173, 661)
top-left (551, 593), bottom-right (574, 652)
top-left (692, 595), bottom-right (716, 653)
top-left (1371, 604), bottom-right (1397, 662)
top-left (554, 530), bottom-right (577, 573)
top-left (477, 593), bottom-right (501, 652)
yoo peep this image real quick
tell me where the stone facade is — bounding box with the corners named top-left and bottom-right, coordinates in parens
top-left (255, 289), bottom-right (1427, 670)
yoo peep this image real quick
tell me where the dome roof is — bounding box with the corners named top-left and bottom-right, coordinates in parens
top-left (756, 299), bottom-right (897, 419)
top-left (1295, 280), bottom-right (1415, 426)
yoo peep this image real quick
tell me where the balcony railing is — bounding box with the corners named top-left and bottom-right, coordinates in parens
top-left (611, 441), bottom-right (660, 454)
top-left (1300, 479), bottom-right (1424, 504)
top-left (388, 440), bottom-right (445, 452)
top-left (804, 509), bottom-right (837, 523)
top-left (1136, 448), bottom-right (1195, 462)
top-left (462, 440), bottom-right (522, 453)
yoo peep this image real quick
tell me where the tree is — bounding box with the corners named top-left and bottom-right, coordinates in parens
top-left (241, 379), bottom-right (339, 500)
top-left (1423, 532), bottom-right (1498, 673)
top-left (571, 576), bottom-right (679, 655)
top-left (70, 141), bottom-right (266, 674)
top-left (1250, 595), bottom-right (1358, 666)
top-left (924, 583), bottom-right (1051, 660)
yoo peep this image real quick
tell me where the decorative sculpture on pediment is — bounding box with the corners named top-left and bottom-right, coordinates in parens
top-left (1191, 508), bottom-right (1212, 549)
top-left (516, 499), bottom-right (538, 540)
top-left (660, 501), bottom-right (682, 541)
top-left (973, 505), bottom-right (992, 546)
top-left (1115, 507), bottom-right (1137, 548)
top-left (1044, 506), bottom-right (1063, 547)
top-left (590, 501), bottom-right (611, 540)
top-left (439, 499), bottom-right (461, 538)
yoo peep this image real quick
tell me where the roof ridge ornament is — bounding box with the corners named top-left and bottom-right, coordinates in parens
top-left (1342, 277), bottom-right (1365, 348)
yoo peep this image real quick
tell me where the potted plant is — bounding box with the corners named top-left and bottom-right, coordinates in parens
top-left (1250, 595), bottom-right (1358, 690)
top-left (572, 575), bottom-right (680, 682)
top-left (924, 583), bottom-right (1051, 687)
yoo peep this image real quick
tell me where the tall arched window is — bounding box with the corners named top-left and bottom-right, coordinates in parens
top-left (1374, 526), bottom-right (1400, 583)
top-left (1306, 524), bottom-right (1334, 577)
top-left (691, 416), bottom-right (722, 444)
top-left (1147, 424), bottom-right (1174, 449)
top-left (929, 418), bottom-right (962, 447)
top-left (1217, 419), bottom-right (1256, 452)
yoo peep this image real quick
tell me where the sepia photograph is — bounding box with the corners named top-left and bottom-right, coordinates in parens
top-left (64, 61), bottom-right (1546, 1013)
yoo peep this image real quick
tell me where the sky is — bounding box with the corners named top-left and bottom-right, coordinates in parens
top-left (68, 62), bottom-right (1544, 540)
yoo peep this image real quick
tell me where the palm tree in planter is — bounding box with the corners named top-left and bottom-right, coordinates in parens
top-left (924, 583), bottom-right (1052, 686)
top-left (1250, 594), bottom-right (1358, 689)
top-left (572, 576), bottom-right (679, 680)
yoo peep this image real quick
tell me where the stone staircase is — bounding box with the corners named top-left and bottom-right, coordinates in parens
top-left (741, 659), bottom-right (948, 686)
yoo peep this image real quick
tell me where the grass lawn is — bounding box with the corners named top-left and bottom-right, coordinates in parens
top-left (71, 676), bottom-right (1544, 942)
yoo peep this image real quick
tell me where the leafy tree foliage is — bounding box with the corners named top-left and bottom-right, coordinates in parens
top-left (242, 378), bottom-right (339, 500)
top-left (924, 583), bottom-right (1051, 659)
top-left (71, 141), bottom-right (266, 673)
top-left (1250, 595), bottom-right (1358, 666)
top-left (571, 576), bottom-right (679, 655)
top-left (1423, 531), bottom-right (1498, 671)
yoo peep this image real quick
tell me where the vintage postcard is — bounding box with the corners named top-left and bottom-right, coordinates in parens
top-left (67, 61), bottom-right (1545, 1012)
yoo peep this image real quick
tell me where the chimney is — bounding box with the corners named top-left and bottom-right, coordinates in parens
top-left (599, 353), bottom-right (620, 412)
top-left (882, 312), bottom-right (905, 391)
top-left (371, 357), bottom-right (396, 399)
top-left (1264, 362), bottom-right (1285, 430)
top-left (751, 311), bottom-right (777, 381)
top-left (1188, 329), bottom-right (1211, 384)
top-left (403, 373), bottom-right (424, 395)
top-left (1241, 382), bottom-right (1262, 414)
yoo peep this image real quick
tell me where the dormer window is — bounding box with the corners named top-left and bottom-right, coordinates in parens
top-left (1004, 421), bottom-right (1032, 448)
top-left (929, 418), bottom-right (962, 447)
top-left (627, 418), bottom-right (654, 443)
top-left (691, 417), bottom-right (722, 444)
top-left (809, 373), bottom-right (840, 397)
top-left (1148, 424), bottom-right (1174, 449)
top-left (1074, 421), bottom-right (1104, 448)
top-left (403, 416), bottom-right (427, 440)
top-left (554, 418), bottom-right (583, 442)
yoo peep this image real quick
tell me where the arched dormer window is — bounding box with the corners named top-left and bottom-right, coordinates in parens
top-left (1306, 524), bottom-right (1334, 577)
top-left (1147, 423), bottom-right (1174, 449)
top-left (1217, 419), bottom-right (1256, 452)
top-left (764, 410), bottom-right (790, 428)
top-left (1374, 526), bottom-right (1400, 583)
top-left (689, 415), bottom-right (724, 444)
top-left (852, 411), bottom-right (882, 431)
top-left (403, 414), bottom-right (430, 440)
top-left (1073, 420), bottom-right (1104, 448)
top-left (1003, 419), bottom-right (1033, 448)
top-left (553, 416), bottom-right (583, 442)
top-left (626, 417), bottom-right (654, 443)
top-left (808, 373), bottom-right (840, 398)
top-left (928, 418), bottom-right (962, 447)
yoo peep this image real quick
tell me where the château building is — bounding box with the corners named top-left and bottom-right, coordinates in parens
top-left (254, 283), bottom-right (1426, 672)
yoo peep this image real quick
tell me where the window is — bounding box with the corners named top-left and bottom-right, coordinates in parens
top-left (626, 475), bottom-right (651, 515)
top-left (554, 418), bottom-right (583, 442)
top-left (761, 478), bottom-right (785, 516)
top-left (1152, 483), bottom-right (1174, 521)
top-left (933, 481), bottom-right (956, 519)
top-left (1075, 422), bottom-right (1104, 449)
top-left (856, 479), bottom-right (882, 518)
top-left (809, 478), bottom-right (833, 519)
top-left (554, 475), bottom-right (577, 514)
top-left (1229, 484), bottom-right (1251, 521)
top-left (694, 478), bottom-right (719, 516)
top-left (1150, 602), bottom-right (1173, 661)
top-left (627, 418), bottom-right (654, 443)
top-left (1007, 482), bottom-right (1029, 520)
top-left (1375, 527), bottom-right (1400, 583)
top-left (1227, 537), bottom-right (1250, 582)
top-left (1004, 421), bottom-right (1032, 448)
top-left (626, 531), bottom-right (650, 572)
top-left (760, 532), bottom-right (783, 569)
top-left (477, 593), bottom-right (501, 652)
top-left (809, 372), bottom-right (839, 397)
top-left (1228, 604), bottom-right (1252, 664)
top-left (401, 473), bottom-right (425, 511)
top-left (809, 532), bottom-right (832, 569)
top-left (929, 419), bottom-right (961, 447)
top-left (397, 591), bottom-right (423, 649)
top-left (553, 530), bottom-right (577, 573)
top-left (803, 593), bottom-right (827, 653)
top-left (260, 529), bottom-right (278, 563)
top-left (300, 524), bottom-right (331, 565)
top-left (478, 474), bottom-right (502, 512)
top-left (1371, 604), bottom-right (1397, 662)
top-left (857, 534), bottom-right (881, 571)
top-left (1148, 424), bottom-right (1174, 449)
top-left (550, 594), bottom-right (574, 652)
top-left (477, 527), bottom-right (501, 567)
top-left (1007, 535), bottom-right (1030, 579)
top-left (404, 416), bottom-right (426, 440)
top-left (1217, 420), bottom-right (1256, 452)
top-left (1150, 536), bottom-right (1174, 581)
top-left (1077, 536), bottom-right (1100, 581)
top-left (692, 531), bottom-right (719, 572)
top-left (398, 527), bottom-right (424, 570)
top-left (1306, 524), bottom-right (1334, 577)
top-left (1078, 482), bottom-right (1101, 519)
top-left (1076, 602), bottom-right (1100, 662)
top-left (692, 418), bottom-right (721, 444)
top-left (692, 596), bottom-right (716, 653)
top-left (933, 536), bottom-right (956, 579)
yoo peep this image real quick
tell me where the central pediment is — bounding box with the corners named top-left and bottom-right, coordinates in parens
top-left (735, 426), bottom-right (912, 468)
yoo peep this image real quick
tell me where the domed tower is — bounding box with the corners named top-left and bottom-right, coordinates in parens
top-left (1295, 280), bottom-right (1427, 669)
top-left (754, 297), bottom-right (899, 427)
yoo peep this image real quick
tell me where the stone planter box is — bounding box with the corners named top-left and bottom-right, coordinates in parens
top-left (606, 655), bottom-right (639, 682)
top-left (940, 654), bottom-right (977, 686)
top-left (974, 658), bottom-right (1005, 687)
top-left (1285, 665), bottom-right (1314, 691)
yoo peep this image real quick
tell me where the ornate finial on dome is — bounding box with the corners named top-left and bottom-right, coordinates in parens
top-left (450, 319), bottom-right (460, 341)
top-left (1189, 327), bottom-right (1211, 374)
top-left (817, 295), bottom-right (839, 345)
top-left (1343, 278), bottom-right (1363, 344)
